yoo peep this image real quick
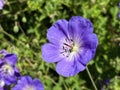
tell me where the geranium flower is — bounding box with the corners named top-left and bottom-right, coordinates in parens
top-left (0, 0), bottom-right (4, 10)
top-left (42, 16), bottom-right (98, 77)
top-left (12, 76), bottom-right (44, 90)
top-left (0, 50), bottom-right (20, 85)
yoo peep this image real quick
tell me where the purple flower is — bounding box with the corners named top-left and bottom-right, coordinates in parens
top-left (99, 79), bottom-right (111, 90)
top-left (119, 2), bottom-right (120, 8)
top-left (118, 12), bottom-right (120, 18)
top-left (12, 76), bottom-right (44, 90)
top-left (0, 0), bottom-right (4, 10)
top-left (0, 50), bottom-right (20, 86)
top-left (42, 16), bottom-right (98, 77)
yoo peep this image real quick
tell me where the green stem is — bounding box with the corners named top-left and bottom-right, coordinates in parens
top-left (86, 66), bottom-right (98, 90)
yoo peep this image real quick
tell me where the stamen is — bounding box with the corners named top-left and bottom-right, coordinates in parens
top-left (61, 38), bottom-right (74, 57)
top-left (63, 43), bottom-right (72, 48)
top-left (60, 38), bottom-right (79, 58)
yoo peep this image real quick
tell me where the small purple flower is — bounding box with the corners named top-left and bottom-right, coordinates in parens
top-left (118, 12), bottom-right (120, 18)
top-left (119, 2), bottom-right (120, 8)
top-left (0, 50), bottom-right (20, 86)
top-left (0, 0), bottom-right (4, 10)
top-left (12, 76), bottom-right (44, 90)
top-left (42, 16), bottom-right (98, 77)
top-left (99, 78), bottom-right (111, 90)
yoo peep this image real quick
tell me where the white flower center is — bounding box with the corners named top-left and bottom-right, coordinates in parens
top-left (60, 38), bottom-right (79, 59)
top-left (0, 64), bottom-right (14, 76)
top-left (22, 85), bottom-right (35, 90)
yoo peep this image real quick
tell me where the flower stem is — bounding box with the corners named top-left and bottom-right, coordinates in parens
top-left (86, 66), bottom-right (98, 90)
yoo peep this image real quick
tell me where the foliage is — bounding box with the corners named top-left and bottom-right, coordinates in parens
top-left (0, 0), bottom-right (120, 90)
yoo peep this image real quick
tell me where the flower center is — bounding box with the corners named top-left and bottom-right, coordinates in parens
top-left (23, 85), bottom-right (35, 90)
top-left (0, 64), bottom-right (14, 76)
top-left (60, 38), bottom-right (79, 58)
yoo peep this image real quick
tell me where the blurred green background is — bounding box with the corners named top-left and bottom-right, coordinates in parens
top-left (0, 0), bottom-right (120, 90)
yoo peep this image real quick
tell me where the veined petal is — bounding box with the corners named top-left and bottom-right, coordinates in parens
top-left (12, 76), bottom-right (30, 90)
top-left (47, 20), bottom-right (68, 45)
top-left (17, 77), bottom-right (30, 86)
top-left (42, 43), bottom-right (62, 63)
top-left (78, 48), bottom-right (95, 65)
top-left (68, 16), bottom-right (93, 38)
top-left (4, 54), bottom-right (17, 65)
top-left (33, 79), bottom-right (44, 90)
top-left (4, 76), bottom-right (16, 85)
top-left (81, 33), bottom-right (98, 49)
top-left (12, 76), bottom-right (44, 90)
top-left (56, 59), bottom-right (86, 77)
top-left (0, 0), bottom-right (4, 10)
top-left (22, 76), bottom-right (33, 84)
